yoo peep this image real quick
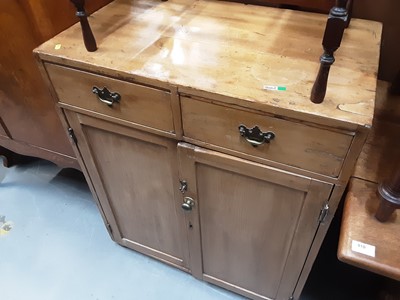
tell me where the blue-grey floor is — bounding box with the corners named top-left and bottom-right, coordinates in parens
top-left (0, 160), bottom-right (245, 300)
top-left (1, 159), bottom-right (399, 300)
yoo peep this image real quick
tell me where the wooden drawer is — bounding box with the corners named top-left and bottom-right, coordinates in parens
top-left (181, 97), bottom-right (353, 177)
top-left (45, 63), bottom-right (175, 132)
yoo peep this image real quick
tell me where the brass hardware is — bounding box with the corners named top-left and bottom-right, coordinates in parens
top-left (238, 125), bottom-right (275, 147)
top-left (182, 197), bottom-right (195, 211)
top-left (179, 180), bottom-right (188, 194)
top-left (92, 86), bottom-right (121, 106)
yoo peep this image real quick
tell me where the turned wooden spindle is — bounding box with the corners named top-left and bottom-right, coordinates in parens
top-left (311, 0), bottom-right (348, 104)
top-left (70, 0), bottom-right (97, 52)
top-left (375, 166), bottom-right (400, 222)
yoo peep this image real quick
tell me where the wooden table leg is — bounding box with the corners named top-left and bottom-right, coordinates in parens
top-left (376, 166), bottom-right (400, 222)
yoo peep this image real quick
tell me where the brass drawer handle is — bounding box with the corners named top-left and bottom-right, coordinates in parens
top-left (92, 86), bottom-right (121, 106)
top-left (238, 124), bottom-right (275, 147)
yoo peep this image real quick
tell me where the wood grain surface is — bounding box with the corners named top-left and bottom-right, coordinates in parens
top-left (338, 178), bottom-right (400, 281)
top-left (66, 111), bottom-right (191, 270)
top-left (34, 1), bottom-right (383, 298)
top-left (178, 142), bottom-right (332, 300)
top-left (35, 0), bottom-right (381, 129)
top-left (181, 96), bottom-right (353, 177)
top-left (46, 63), bottom-right (175, 133)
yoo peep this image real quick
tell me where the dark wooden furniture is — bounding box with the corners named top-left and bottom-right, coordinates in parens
top-left (338, 80), bottom-right (400, 280)
top-left (390, 70), bottom-right (400, 94)
top-left (239, 0), bottom-right (336, 11)
top-left (70, 0), bottom-right (97, 52)
top-left (311, 0), bottom-right (350, 103)
top-left (35, 0), bottom-right (381, 299)
top-left (376, 166), bottom-right (400, 222)
top-left (0, 0), bottom-right (112, 169)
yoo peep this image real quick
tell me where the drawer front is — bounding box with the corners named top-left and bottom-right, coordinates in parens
top-left (46, 63), bottom-right (175, 132)
top-left (181, 97), bottom-right (353, 177)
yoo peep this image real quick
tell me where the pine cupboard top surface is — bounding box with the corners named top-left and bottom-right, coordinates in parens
top-left (35, 0), bottom-right (382, 129)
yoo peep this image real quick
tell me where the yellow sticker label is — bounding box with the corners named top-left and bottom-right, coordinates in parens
top-left (0, 215), bottom-right (13, 236)
top-left (55, 44), bottom-right (62, 50)
top-left (0, 222), bottom-right (13, 236)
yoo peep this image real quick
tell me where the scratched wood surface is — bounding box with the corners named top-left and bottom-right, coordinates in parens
top-left (35, 0), bottom-right (381, 129)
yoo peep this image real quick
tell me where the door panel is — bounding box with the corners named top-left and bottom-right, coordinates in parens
top-left (198, 163), bottom-right (306, 297)
top-left (66, 110), bottom-right (190, 270)
top-left (178, 143), bottom-right (332, 300)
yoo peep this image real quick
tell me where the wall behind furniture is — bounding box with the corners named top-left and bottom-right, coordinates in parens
top-left (354, 0), bottom-right (400, 82)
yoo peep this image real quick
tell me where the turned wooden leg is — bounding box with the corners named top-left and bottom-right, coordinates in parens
top-left (375, 166), bottom-right (400, 222)
top-left (70, 0), bottom-right (97, 52)
top-left (311, 0), bottom-right (348, 104)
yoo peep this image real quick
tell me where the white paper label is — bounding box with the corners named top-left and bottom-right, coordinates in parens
top-left (351, 240), bottom-right (375, 257)
top-left (263, 85), bottom-right (286, 91)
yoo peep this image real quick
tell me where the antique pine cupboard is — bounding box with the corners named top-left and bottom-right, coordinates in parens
top-left (34, 0), bottom-right (381, 299)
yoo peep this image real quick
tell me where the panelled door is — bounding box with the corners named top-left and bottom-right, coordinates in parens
top-left (65, 110), bottom-right (190, 271)
top-left (177, 143), bottom-right (333, 300)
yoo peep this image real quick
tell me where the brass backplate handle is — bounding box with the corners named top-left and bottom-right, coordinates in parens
top-left (238, 124), bottom-right (275, 147)
top-left (92, 86), bottom-right (121, 106)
